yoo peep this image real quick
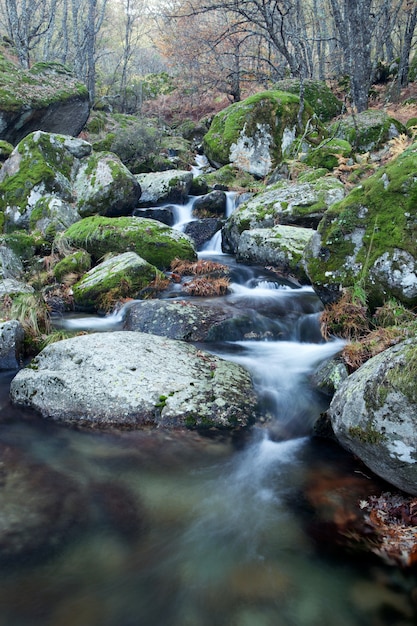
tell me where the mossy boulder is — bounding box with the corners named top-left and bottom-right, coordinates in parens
top-left (329, 110), bottom-right (406, 152)
top-left (236, 225), bottom-right (314, 282)
top-left (29, 195), bottom-right (80, 238)
top-left (329, 337), bottom-right (417, 495)
top-left (303, 138), bottom-right (353, 170)
top-left (53, 250), bottom-right (92, 282)
top-left (203, 90), bottom-right (323, 177)
top-left (73, 151), bottom-right (142, 217)
top-left (135, 170), bottom-right (193, 206)
top-left (195, 164), bottom-right (259, 191)
top-left (0, 131), bottom-right (91, 229)
top-left (72, 252), bottom-right (162, 310)
top-left (0, 139), bottom-right (13, 161)
top-left (274, 79), bottom-right (343, 122)
top-left (304, 142), bottom-right (417, 308)
top-left (0, 54), bottom-right (90, 144)
top-left (222, 177), bottom-right (345, 253)
top-left (62, 215), bottom-right (197, 269)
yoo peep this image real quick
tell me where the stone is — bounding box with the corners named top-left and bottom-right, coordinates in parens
top-left (273, 79), bottom-right (343, 121)
top-left (132, 206), bottom-right (175, 226)
top-left (135, 170), bottom-right (193, 206)
top-left (63, 215), bottom-right (197, 269)
top-left (0, 320), bottom-right (24, 369)
top-left (0, 57), bottom-right (90, 144)
top-left (328, 338), bottom-right (417, 495)
top-left (123, 299), bottom-right (287, 342)
top-left (203, 90), bottom-right (322, 177)
top-left (235, 225), bottom-right (314, 282)
top-left (0, 442), bottom-right (85, 560)
top-left (73, 151), bottom-right (142, 217)
top-left (184, 218), bottom-right (223, 250)
top-left (223, 177), bottom-right (344, 253)
top-left (192, 190), bottom-right (227, 217)
top-left (10, 331), bottom-right (260, 430)
top-left (72, 252), bottom-right (162, 310)
top-left (304, 142), bottom-right (417, 307)
top-left (329, 110), bottom-right (406, 152)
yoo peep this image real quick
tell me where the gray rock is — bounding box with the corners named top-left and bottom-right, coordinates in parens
top-left (73, 152), bottom-right (142, 217)
top-left (0, 320), bottom-right (24, 369)
top-left (0, 279), bottom-right (34, 297)
top-left (192, 190), bottom-right (227, 217)
top-left (10, 331), bottom-right (259, 430)
top-left (328, 338), bottom-right (417, 495)
top-left (236, 225), bottom-right (314, 282)
top-left (132, 206), bottom-right (175, 226)
top-left (184, 218), bottom-right (223, 250)
top-left (223, 177), bottom-right (344, 254)
top-left (135, 170), bottom-right (193, 206)
top-left (72, 252), bottom-right (160, 310)
top-left (123, 299), bottom-right (287, 342)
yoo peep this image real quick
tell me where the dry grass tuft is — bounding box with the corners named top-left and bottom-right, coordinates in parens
top-left (170, 258), bottom-right (229, 277)
top-left (320, 289), bottom-right (370, 341)
top-left (183, 276), bottom-right (230, 297)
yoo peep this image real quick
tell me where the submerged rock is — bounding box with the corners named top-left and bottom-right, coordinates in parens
top-left (328, 338), bottom-right (417, 495)
top-left (10, 331), bottom-right (259, 430)
top-left (0, 442), bottom-right (85, 560)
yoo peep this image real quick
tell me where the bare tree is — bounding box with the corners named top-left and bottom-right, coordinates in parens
top-left (3, 0), bottom-right (60, 68)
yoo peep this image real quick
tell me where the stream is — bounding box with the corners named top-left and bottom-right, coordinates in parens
top-left (0, 179), bottom-right (416, 626)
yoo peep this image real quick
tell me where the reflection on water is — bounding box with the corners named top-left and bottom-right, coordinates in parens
top-left (0, 261), bottom-right (416, 625)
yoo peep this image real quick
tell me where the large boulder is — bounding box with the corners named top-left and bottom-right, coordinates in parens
top-left (0, 56), bottom-right (90, 144)
top-left (329, 110), bottom-right (406, 152)
top-left (63, 215), bottom-right (197, 269)
top-left (72, 252), bottom-right (162, 310)
top-left (0, 131), bottom-right (141, 230)
top-left (223, 177), bottom-right (344, 253)
top-left (328, 338), bottom-right (417, 495)
top-left (236, 225), bottom-right (314, 282)
top-left (203, 90), bottom-right (322, 177)
top-left (304, 142), bottom-right (417, 308)
top-left (274, 79), bottom-right (343, 122)
top-left (10, 331), bottom-right (259, 430)
top-left (73, 152), bottom-right (142, 217)
top-left (135, 170), bottom-right (193, 206)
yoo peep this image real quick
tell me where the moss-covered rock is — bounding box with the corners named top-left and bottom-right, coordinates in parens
top-left (135, 169), bottom-right (193, 206)
top-left (329, 337), bottom-right (417, 495)
top-left (72, 252), bottom-right (161, 310)
top-left (329, 110), bottom-right (406, 152)
top-left (29, 195), bottom-right (80, 238)
top-left (53, 250), bottom-right (92, 282)
top-left (0, 139), bottom-right (13, 161)
top-left (73, 151), bottom-right (142, 217)
top-left (304, 142), bottom-right (417, 308)
top-left (236, 225), bottom-right (314, 282)
top-left (195, 164), bottom-right (260, 191)
top-left (203, 90), bottom-right (323, 177)
top-left (0, 131), bottom-right (91, 229)
top-left (0, 53), bottom-right (90, 144)
top-left (62, 215), bottom-right (197, 269)
top-left (303, 138), bottom-right (353, 170)
top-left (274, 79), bottom-right (343, 121)
top-left (223, 177), bottom-right (345, 253)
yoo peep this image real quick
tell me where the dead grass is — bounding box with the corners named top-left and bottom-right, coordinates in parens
top-left (183, 276), bottom-right (230, 297)
top-left (170, 258), bottom-right (229, 277)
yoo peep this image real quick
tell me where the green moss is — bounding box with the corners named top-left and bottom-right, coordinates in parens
top-left (304, 138), bottom-right (352, 170)
top-left (329, 110), bottom-right (406, 152)
top-left (348, 425), bottom-right (387, 444)
top-left (274, 79), bottom-right (343, 121)
top-left (203, 90), bottom-right (322, 169)
top-left (62, 215), bottom-right (196, 269)
top-left (386, 345), bottom-right (417, 403)
top-left (53, 250), bottom-right (92, 282)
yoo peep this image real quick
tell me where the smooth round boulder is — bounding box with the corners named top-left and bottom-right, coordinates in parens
top-left (10, 331), bottom-right (259, 430)
top-left (328, 338), bottom-right (417, 495)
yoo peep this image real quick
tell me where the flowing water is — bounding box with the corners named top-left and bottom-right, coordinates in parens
top-left (0, 189), bottom-right (416, 626)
